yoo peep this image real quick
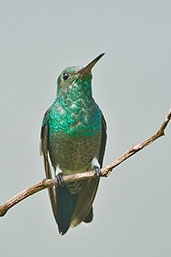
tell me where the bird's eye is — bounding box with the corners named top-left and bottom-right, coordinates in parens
top-left (63, 72), bottom-right (69, 81)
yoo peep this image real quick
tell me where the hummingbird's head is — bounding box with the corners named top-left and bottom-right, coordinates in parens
top-left (56, 53), bottom-right (105, 99)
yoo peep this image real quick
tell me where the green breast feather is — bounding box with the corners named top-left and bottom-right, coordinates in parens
top-left (48, 69), bottom-right (102, 138)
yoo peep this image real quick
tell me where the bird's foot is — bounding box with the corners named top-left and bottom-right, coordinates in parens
top-left (55, 173), bottom-right (65, 186)
top-left (94, 165), bottom-right (101, 176)
top-left (55, 166), bottom-right (64, 186)
top-left (91, 157), bottom-right (101, 176)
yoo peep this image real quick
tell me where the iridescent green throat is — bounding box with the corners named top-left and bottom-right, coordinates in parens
top-left (48, 66), bottom-right (101, 138)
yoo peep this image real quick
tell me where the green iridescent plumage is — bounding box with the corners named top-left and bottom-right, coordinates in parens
top-left (49, 67), bottom-right (101, 137)
top-left (40, 54), bottom-right (107, 235)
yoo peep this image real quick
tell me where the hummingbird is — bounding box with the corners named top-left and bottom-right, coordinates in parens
top-left (40, 53), bottom-right (107, 235)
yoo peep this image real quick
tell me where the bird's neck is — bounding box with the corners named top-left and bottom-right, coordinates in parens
top-left (57, 76), bottom-right (93, 103)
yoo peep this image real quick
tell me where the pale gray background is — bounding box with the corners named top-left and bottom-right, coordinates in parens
top-left (0, 1), bottom-right (171, 257)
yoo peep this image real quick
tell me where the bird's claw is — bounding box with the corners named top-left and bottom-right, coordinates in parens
top-left (94, 166), bottom-right (101, 176)
top-left (55, 173), bottom-right (65, 186)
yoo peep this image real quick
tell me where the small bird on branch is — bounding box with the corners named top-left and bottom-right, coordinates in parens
top-left (0, 56), bottom-right (170, 236)
top-left (40, 54), bottom-right (107, 235)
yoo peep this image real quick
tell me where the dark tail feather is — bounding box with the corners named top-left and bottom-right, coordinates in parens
top-left (84, 207), bottom-right (93, 223)
top-left (55, 185), bottom-right (74, 235)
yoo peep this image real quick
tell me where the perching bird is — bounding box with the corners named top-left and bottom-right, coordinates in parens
top-left (40, 53), bottom-right (107, 235)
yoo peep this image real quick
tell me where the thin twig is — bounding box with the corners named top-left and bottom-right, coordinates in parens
top-left (0, 109), bottom-right (170, 217)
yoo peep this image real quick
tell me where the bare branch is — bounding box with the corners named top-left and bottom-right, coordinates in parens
top-left (0, 109), bottom-right (170, 217)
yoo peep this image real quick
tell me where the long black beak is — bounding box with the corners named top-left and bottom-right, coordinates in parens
top-left (79, 53), bottom-right (105, 74)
